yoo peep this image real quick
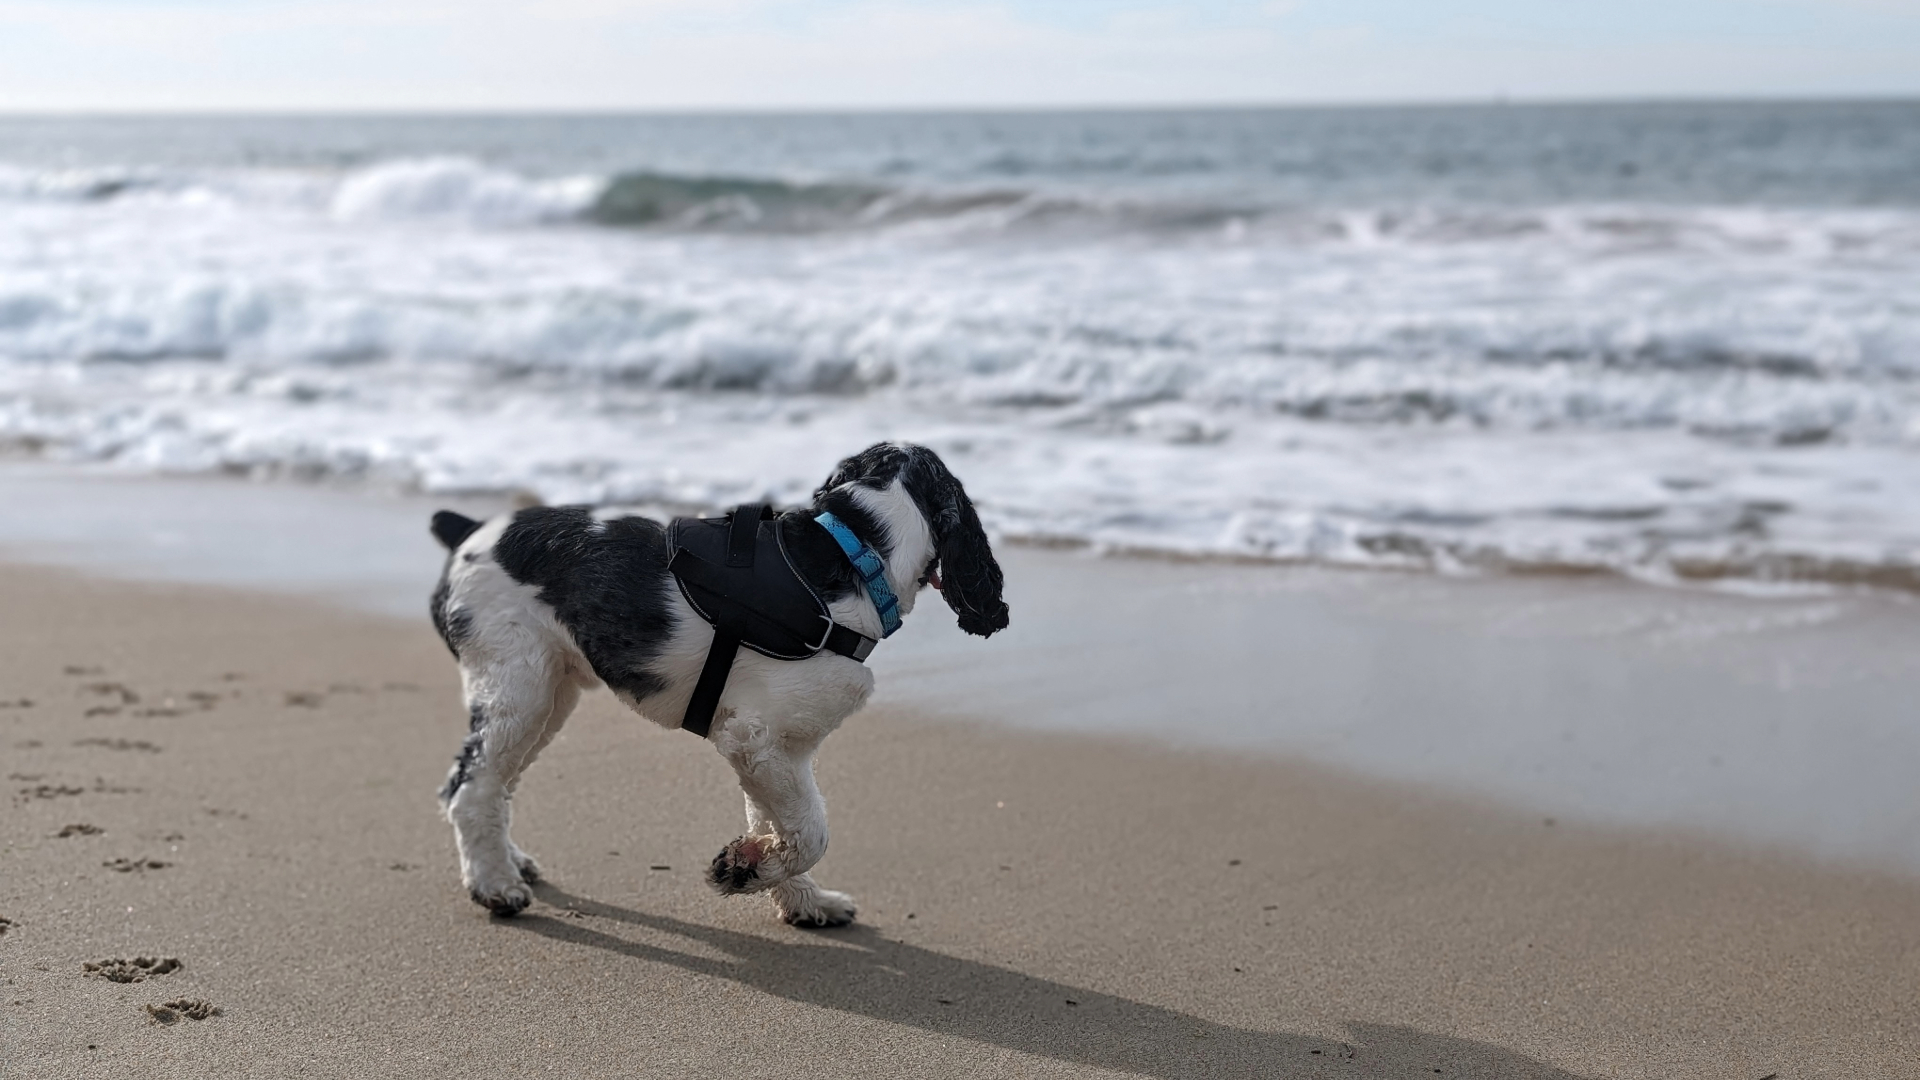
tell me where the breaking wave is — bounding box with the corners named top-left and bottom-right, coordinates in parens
top-left (330, 158), bottom-right (601, 225)
top-left (7, 155), bottom-right (1920, 253)
top-left (3, 104), bottom-right (1919, 597)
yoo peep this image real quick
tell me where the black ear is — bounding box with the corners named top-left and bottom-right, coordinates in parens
top-left (900, 448), bottom-right (1010, 638)
top-left (431, 510), bottom-right (482, 551)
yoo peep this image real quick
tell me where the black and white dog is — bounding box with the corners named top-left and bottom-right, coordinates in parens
top-left (427, 443), bottom-right (1009, 927)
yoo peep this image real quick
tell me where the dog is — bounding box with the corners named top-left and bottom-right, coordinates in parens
top-left (426, 443), bottom-right (1009, 926)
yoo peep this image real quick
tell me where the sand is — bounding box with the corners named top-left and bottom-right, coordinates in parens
top-left (3, 561), bottom-right (1919, 1079)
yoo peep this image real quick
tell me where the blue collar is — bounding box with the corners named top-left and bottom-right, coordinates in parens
top-left (814, 511), bottom-right (902, 638)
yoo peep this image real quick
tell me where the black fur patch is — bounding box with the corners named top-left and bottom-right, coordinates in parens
top-left (440, 727), bottom-right (484, 803)
top-left (494, 507), bottom-right (678, 703)
top-left (431, 510), bottom-right (483, 551)
top-left (814, 443), bottom-right (1010, 637)
top-left (428, 563), bottom-right (471, 658)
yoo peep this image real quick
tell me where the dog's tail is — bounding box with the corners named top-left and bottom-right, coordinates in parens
top-left (431, 510), bottom-right (483, 551)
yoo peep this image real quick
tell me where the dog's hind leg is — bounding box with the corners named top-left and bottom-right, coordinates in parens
top-left (441, 649), bottom-right (579, 916)
top-left (500, 675), bottom-right (581, 885)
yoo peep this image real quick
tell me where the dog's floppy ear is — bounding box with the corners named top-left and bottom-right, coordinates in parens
top-left (901, 447), bottom-right (1010, 638)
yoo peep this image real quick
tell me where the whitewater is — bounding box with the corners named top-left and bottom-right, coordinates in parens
top-left (2, 105), bottom-right (1917, 592)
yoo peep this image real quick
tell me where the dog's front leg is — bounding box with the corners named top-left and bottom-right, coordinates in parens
top-left (739, 790), bottom-right (858, 928)
top-left (708, 712), bottom-right (831, 899)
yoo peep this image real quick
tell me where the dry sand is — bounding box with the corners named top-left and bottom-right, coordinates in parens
top-left (2, 562), bottom-right (1918, 1079)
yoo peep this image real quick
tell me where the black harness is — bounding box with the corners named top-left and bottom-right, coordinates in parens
top-left (666, 504), bottom-right (879, 737)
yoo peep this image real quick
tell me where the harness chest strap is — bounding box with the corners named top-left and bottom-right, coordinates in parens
top-left (672, 504), bottom-right (886, 738)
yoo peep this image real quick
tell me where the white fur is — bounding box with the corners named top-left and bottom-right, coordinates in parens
top-left (437, 479), bottom-right (940, 925)
top-left (848, 478), bottom-right (933, 621)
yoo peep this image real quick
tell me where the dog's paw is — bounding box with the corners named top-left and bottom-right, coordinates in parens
top-left (509, 846), bottom-right (542, 883)
top-left (779, 887), bottom-right (857, 929)
top-left (467, 869), bottom-right (533, 917)
top-left (708, 836), bottom-right (769, 895)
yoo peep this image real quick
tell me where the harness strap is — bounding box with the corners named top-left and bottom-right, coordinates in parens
top-left (824, 623), bottom-right (877, 662)
top-left (727, 503), bottom-right (767, 567)
top-left (681, 630), bottom-right (739, 739)
top-left (673, 504), bottom-right (879, 737)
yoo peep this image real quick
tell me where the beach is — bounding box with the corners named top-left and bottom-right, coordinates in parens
top-left (3, 102), bottom-right (1919, 1078)
top-left (5, 544), bottom-right (1919, 1078)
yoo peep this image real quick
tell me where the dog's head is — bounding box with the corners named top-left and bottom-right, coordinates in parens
top-left (813, 443), bottom-right (1010, 637)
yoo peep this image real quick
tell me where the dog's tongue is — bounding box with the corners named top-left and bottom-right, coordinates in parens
top-left (928, 569), bottom-right (943, 591)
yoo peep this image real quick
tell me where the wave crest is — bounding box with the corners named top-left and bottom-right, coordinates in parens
top-left (7, 155), bottom-right (1920, 256)
top-left (330, 158), bottom-right (599, 226)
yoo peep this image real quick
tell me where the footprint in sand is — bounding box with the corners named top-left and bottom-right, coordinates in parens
top-left (0, 915), bottom-right (14, 937)
top-left (103, 857), bottom-right (169, 873)
top-left (146, 999), bottom-right (220, 1024)
top-left (83, 957), bottom-right (181, 983)
top-left (0, 698), bottom-right (33, 709)
top-left (80, 682), bottom-right (140, 706)
top-left (20, 783), bottom-right (85, 800)
top-left (74, 738), bottom-right (163, 753)
top-left (57, 823), bottom-right (104, 838)
top-left (64, 665), bottom-right (104, 676)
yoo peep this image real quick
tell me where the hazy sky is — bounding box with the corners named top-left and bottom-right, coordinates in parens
top-left (1, 1), bottom-right (1916, 111)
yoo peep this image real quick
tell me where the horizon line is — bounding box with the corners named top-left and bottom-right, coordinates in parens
top-left (1, 92), bottom-right (1916, 119)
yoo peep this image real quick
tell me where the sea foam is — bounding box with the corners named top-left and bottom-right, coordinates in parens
top-left (3, 107), bottom-right (1918, 595)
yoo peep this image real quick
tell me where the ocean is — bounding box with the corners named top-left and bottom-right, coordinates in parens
top-left (2, 103), bottom-right (1917, 592)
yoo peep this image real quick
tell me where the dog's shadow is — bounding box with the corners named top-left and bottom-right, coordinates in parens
top-left (515, 883), bottom-right (1586, 1079)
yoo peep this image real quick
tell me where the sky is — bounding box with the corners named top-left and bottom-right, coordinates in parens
top-left (0, 0), bottom-right (1917, 111)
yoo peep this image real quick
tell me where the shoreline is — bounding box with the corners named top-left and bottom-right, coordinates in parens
top-left (3, 561), bottom-right (1918, 1077)
top-left (6, 459), bottom-right (1919, 604)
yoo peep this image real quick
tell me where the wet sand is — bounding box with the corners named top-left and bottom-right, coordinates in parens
top-left (3, 561), bottom-right (1919, 1078)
